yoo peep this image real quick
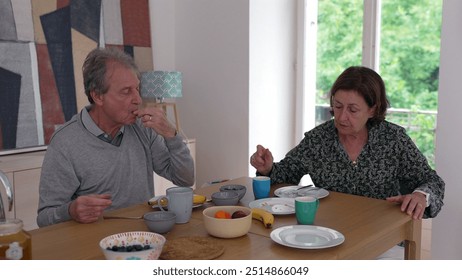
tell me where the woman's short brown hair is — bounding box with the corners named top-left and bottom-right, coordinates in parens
top-left (329, 66), bottom-right (390, 125)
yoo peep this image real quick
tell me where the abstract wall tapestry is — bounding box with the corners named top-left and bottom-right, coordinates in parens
top-left (0, 0), bottom-right (153, 153)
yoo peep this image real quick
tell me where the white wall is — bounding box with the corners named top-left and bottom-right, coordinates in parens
top-left (150, 0), bottom-right (297, 187)
top-left (149, 0), bottom-right (175, 70)
top-left (249, 0), bottom-right (297, 167)
top-left (431, 0), bottom-right (462, 259)
top-left (175, 0), bottom-right (250, 187)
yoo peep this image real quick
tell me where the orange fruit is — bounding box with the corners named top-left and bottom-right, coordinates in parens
top-left (214, 210), bottom-right (231, 219)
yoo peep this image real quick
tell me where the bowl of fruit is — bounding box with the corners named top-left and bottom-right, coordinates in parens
top-left (99, 231), bottom-right (166, 260)
top-left (202, 206), bottom-right (252, 238)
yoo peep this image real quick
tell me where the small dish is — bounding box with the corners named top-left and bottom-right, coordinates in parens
top-left (212, 191), bottom-right (239, 206)
top-left (143, 212), bottom-right (176, 234)
top-left (219, 184), bottom-right (247, 200)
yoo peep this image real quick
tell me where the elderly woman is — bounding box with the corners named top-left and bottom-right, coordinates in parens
top-left (250, 66), bottom-right (444, 221)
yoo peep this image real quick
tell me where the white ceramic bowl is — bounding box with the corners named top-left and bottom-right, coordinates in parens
top-left (99, 231), bottom-right (166, 260)
top-left (202, 206), bottom-right (252, 238)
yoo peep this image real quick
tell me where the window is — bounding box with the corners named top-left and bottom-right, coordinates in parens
top-left (303, 0), bottom-right (442, 167)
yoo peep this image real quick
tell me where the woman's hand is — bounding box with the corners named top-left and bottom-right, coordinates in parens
top-left (386, 192), bottom-right (427, 220)
top-left (250, 145), bottom-right (274, 176)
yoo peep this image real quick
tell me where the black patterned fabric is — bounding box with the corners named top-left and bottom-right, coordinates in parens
top-left (269, 120), bottom-right (445, 218)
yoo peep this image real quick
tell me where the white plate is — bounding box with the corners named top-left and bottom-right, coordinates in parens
top-left (270, 225), bottom-right (345, 249)
top-left (248, 198), bottom-right (295, 215)
top-left (192, 202), bottom-right (205, 209)
top-left (274, 186), bottom-right (329, 199)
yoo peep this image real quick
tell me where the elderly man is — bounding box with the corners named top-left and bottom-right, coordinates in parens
top-left (37, 48), bottom-right (194, 227)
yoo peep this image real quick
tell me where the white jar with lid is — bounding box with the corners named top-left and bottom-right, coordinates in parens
top-left (0, 219), bottom-right (31, 260)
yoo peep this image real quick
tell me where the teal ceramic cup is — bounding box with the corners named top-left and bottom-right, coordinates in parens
top-left (252, 176), bottom-right (271, 199)
top-left (295, 196), bottom-right (319, 225)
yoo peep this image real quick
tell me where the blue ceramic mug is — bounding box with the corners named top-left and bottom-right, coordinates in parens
top-left (252, 176), bottom-right (270, 199)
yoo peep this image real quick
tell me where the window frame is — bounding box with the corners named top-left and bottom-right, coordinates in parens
top-left (296, 0), bottom-right (381, 143)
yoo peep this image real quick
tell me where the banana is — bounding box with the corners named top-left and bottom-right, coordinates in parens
top-left (149, 194), bottom-right (206, 206)
top-left (193, 194), bottom-right (206, 204)
top-left (251, 208), bottom-right (274, 228)
top-left (148, 198), bottom-right (168, 207)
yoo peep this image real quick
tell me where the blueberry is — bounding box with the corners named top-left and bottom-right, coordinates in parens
top-left (107, 244), bottom-right (152, 252)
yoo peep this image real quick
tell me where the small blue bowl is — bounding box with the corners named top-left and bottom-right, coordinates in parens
top-left (219, 184), bottom-right (247, 201)
top-left (143, 212), bottom-right (176, 234)
top-left (212, 191), bottom-right (240, 206)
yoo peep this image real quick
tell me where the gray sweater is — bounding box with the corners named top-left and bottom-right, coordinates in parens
top-left (37, 114), bottom-right (194, 227)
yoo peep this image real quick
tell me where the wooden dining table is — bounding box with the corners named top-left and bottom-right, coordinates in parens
top-left (29, 177), bottom-right (421, 260)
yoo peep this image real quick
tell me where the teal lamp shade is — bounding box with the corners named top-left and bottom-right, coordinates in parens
top-left (140, 71), bottom-right (183, 102)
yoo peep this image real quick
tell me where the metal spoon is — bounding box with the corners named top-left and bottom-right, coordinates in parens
top-left (297, 186), bottom-right (321, 197)
top-left (103, 215), bottom-right (144, 220)
top-left (295, 184), bottom-right (313, 190)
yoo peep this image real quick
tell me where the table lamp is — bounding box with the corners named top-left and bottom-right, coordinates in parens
top-left (140, 71), bottom-right (182, 102)
top-left (140, 71), bottom-right (182, 131)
